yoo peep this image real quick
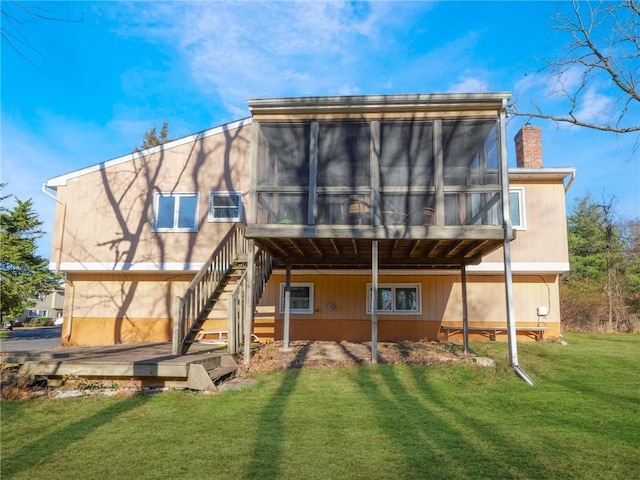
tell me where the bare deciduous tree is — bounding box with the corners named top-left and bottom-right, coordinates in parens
top-left (512, 0), bottom-right (639, 135)
top-left (1, 1), bottom-right (83, 67)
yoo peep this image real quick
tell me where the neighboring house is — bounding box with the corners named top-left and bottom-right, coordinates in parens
top-left (43, 93), bottom-right (575, 356)
top-left (17, 284), bottom-right (65, 323)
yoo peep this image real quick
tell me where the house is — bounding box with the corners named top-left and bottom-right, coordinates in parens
top-left (43, 93), bottom-right (575, 368)
top-left (17, 284), bottom-right (65, 325)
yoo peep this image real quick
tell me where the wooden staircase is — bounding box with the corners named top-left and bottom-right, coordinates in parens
top-left (189, 259), bottom-right (248, 346)
top-left (173, 224), bottom-right (276, 358)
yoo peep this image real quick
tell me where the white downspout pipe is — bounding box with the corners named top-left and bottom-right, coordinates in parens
top-left (41, 183), bottom-right (74, 342)
top-left (499, 104), bottom-right (535, 386)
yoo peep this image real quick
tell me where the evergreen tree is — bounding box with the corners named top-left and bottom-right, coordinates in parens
top-left (562, 193), bottom-right (637, 332)
top-left (134, 121), bottom-right (170, 152)
top-left (0, 188), bottom-right (59, 319)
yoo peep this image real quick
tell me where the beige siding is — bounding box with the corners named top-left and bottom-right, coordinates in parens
top-left (257, 273), bottom-right (561, 342)
top-left (60, 270), bottom-right (560, 346)
top-left (483, 180), bottom-right (569, 264)
top-left (60, 273), bottom-right (193, 346)
top-left (51, 124), bottom-right (252, 269)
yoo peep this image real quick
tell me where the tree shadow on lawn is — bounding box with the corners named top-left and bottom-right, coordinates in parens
top-left (346, 364), bottom-right (558, 479)
top-left (242, 343), bottom-right (311, 480)
top-left (1, 394), bottom-right (151, 478)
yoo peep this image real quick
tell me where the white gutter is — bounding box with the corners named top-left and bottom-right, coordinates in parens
top-left (564, 169), bottom-right (576, 193)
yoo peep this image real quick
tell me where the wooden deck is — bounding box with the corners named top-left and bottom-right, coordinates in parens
top-left (1, 342), bottom-right (238, 392)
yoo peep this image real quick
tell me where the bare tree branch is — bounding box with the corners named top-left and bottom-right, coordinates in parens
top-left (512, 0), bottom-right (639, 135)
top-left (1, 1), bottom-right (83, 66)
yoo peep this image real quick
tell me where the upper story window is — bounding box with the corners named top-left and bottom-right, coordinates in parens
top-left (366, 283), bottom-right (422, 315)
top-left (209, 192), bottom-right (243, 222)
top-left (153, 192), bottom-right (199, 232)
top-left (509, 188), bottom-right (526, 230)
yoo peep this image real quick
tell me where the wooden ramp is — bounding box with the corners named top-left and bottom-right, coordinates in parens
top-left (2, 342), bottom-right (238, 392)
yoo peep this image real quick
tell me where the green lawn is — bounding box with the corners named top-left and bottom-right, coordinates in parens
top-left (1, 333), bottom-right (638, 480)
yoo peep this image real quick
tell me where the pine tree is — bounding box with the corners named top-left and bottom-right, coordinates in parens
top-left (562, 193), bottom-right (635, 332)
top-left (0, 188), bottom-right (59, 319)
top-left (133, 121), bottom-right (170, 152)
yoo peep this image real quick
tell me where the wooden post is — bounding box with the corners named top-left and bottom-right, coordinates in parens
top-left (371, 240), bottom-right (378, 364)
top-left (461, 264), bottom-right (469, 355)
top-left (283, 263), bottom-right (292, 348)
top-left (227, 293), bottom-right (235, 355)
top-left (243, 240), bottom-right (255, 365)
top-left (172, 296), bottom-right (183, 355)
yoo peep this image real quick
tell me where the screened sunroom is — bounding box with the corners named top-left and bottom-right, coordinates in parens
top-left (245, 93), bottom-right (513, 268)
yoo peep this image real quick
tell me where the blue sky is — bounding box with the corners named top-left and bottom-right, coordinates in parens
top-left (2, 1), bottom-right (638, 258)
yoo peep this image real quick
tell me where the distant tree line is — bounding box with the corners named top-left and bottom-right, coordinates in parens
top-left (561, 193), bottom-right (640, 332)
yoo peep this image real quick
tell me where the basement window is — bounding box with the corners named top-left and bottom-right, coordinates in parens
top-left (153, 192), bottom-right (199, 232)
top-left (366, 283), bottom-right (421, 315)
top-left (279, 283), bottom-right (314, 314)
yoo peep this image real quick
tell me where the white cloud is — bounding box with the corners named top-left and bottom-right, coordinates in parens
top-left (449, 76), bottom-right (490, 93)
top-left (108, 1), bottom-right (427, 114)
top-left (574, 86), bottom-right (614, 123)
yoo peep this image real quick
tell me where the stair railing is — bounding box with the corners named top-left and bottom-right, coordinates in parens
top-left (173, 223), bottom-right (249, 355)
top-left (227, 245), bottom-right (277, 355)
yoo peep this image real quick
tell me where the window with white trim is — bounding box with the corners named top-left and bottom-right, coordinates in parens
top-left (153, 192), bottom-right (199, 232)
top-left (279, 283), bottom-right (314, 314)
top-left (209, 192), bottom-right (243, 222)
top-left (26, 309), bottom-right (48, 318)
top-left (366, 283), bottom-right (421, 314)
top-left (509, 188), bottom-right (526, 230)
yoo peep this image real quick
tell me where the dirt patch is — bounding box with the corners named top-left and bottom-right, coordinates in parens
top-left (244, 340), bottom-right (468, 373)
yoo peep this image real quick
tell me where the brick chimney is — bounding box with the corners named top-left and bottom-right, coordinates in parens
top-left (514, 125), bottom-right (543, 168)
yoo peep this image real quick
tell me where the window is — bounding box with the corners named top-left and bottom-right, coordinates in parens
top-left (209, 192), bottom-right (243, 222)
top-left (153, 193), bottom-right (199, 232)
top-left (279, 283), bottom-right (314, 314)
top-left (509, 188), bottom-right (526, 229)
top-left (26, 309), bottom-right (48, 318)
top-left (366, 283), bottom-right (421, 314)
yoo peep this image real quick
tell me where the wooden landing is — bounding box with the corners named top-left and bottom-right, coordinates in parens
top-left (1, 342), bottom-right (238, 392)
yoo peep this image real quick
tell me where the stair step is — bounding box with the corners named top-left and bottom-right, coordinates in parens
top-left (208, 365), bottom-right (237, 382)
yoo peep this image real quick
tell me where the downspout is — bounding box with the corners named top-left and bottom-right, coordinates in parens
top-left (42, 183), bottom-right (74, 341)
top-left (499, 102), bottom-right (535, 386)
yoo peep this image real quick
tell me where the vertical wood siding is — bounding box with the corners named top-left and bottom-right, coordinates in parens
top-left (52, 124), bottom-right (252, 268)
top-left (483, 180), bottom-right (569, 264)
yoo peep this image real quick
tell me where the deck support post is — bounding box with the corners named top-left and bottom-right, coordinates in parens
top-left (283, 263), bottom-right (292, 349)
top-left (461, 264), bottom-right (469, 355)
top-left (371, 240), bottom-right (379, 364)
top-left (243, 239), bottom-right (255, 365)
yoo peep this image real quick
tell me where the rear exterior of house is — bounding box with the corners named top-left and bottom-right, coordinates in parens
top-left (44, 94), bottom-right (574, 349)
